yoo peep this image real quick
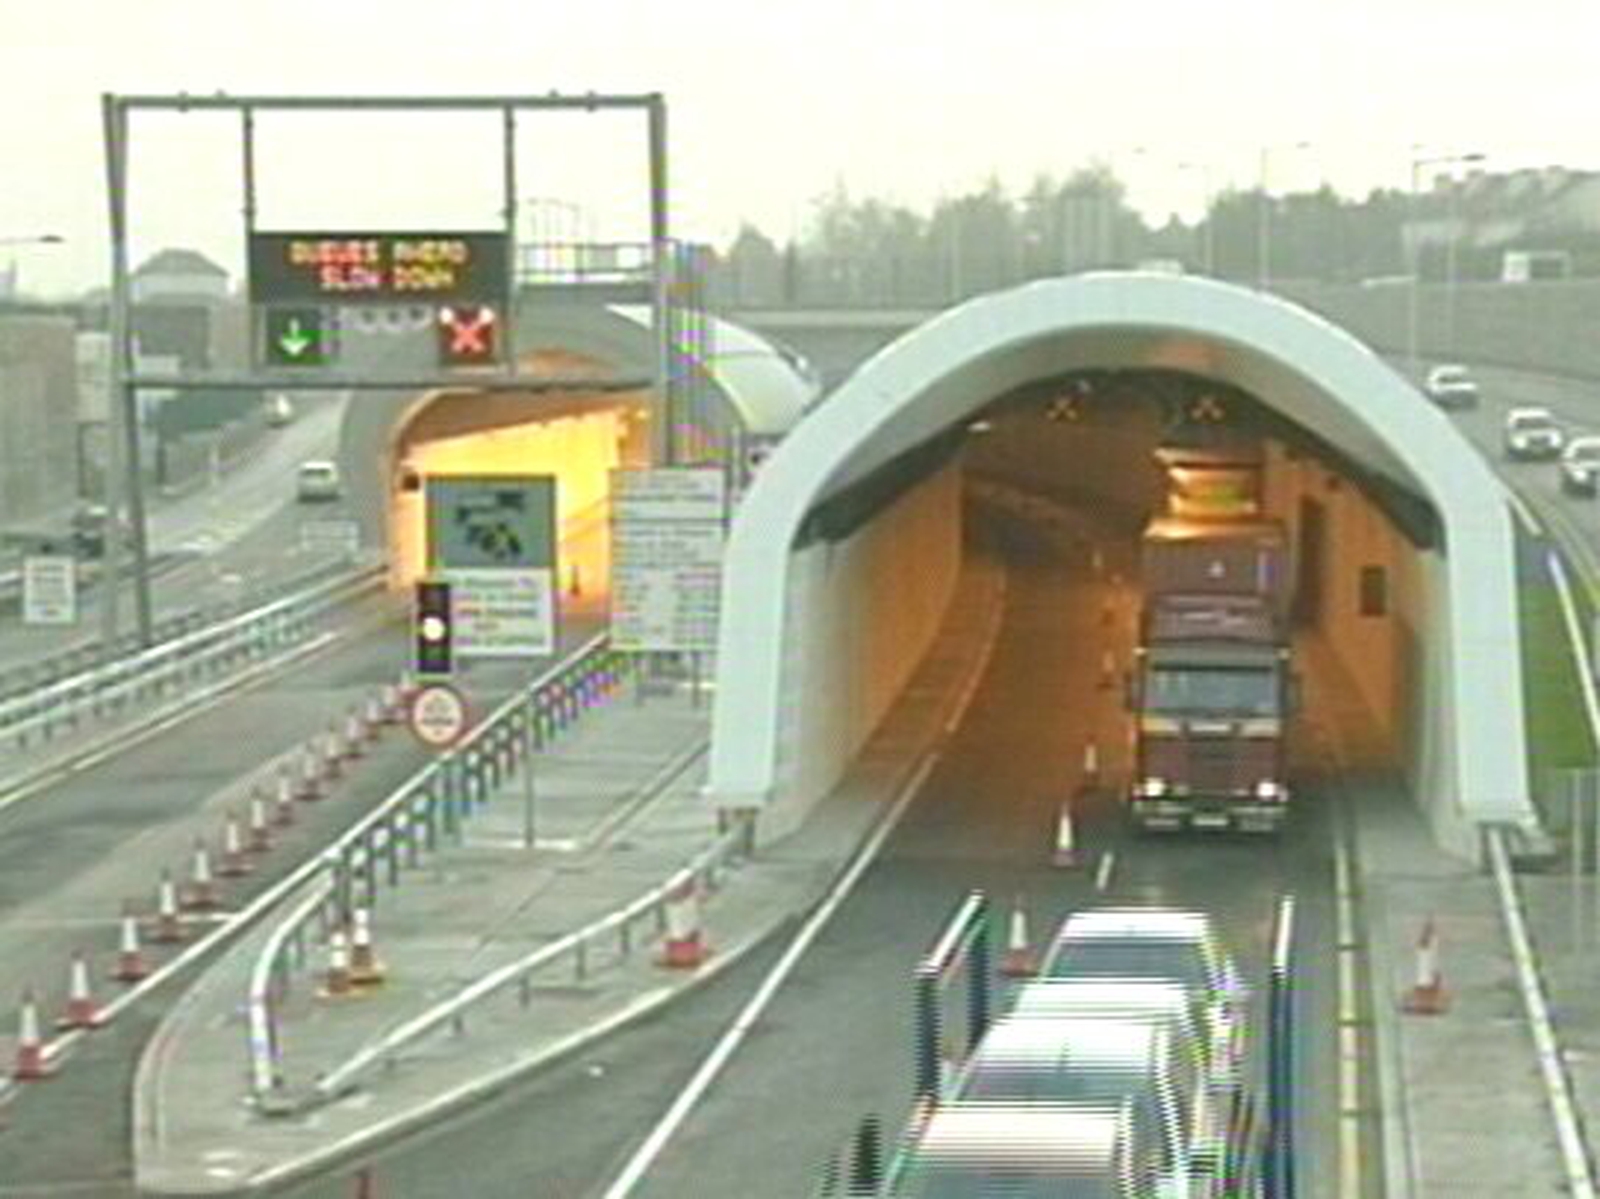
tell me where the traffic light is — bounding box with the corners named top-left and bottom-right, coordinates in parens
top-left (415, 579), bottom-right (453, 676)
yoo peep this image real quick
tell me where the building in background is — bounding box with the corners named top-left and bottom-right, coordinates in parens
top-left (0, 315), bottom-right (79, 528)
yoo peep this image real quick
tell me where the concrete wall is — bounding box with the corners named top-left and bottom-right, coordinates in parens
top-left (764, 458), bottom-right (964, 839)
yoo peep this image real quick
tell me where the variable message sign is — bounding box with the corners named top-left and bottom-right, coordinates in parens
top-left (249, 232), bottom-right (510, 307)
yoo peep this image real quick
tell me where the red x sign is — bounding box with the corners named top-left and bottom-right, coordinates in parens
top-left (437, 305), bottom-right (499, 364)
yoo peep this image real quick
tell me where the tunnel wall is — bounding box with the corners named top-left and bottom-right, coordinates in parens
top-left (763, 458), bottom-right (963, 840)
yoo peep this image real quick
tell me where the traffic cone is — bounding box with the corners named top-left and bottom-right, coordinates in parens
top-left (112, 906), bottom-right (151, 982)
top-left (657, 879), bottom-right (710, 969)
top-left (318, 931), bottom-right (353, 999)
top-left (353, 1166), bottom-right (377, 1198)
top-left (398, 670), bottom-right (419, 701)
top-left (1097, 650), bottom-right (1116, 691)
top-left (999, 896), bottom-right (1039, 977)
top-left (347, 909), bottom-right (386, 988)
top-left (218, 814), bottom-right (253, 878)
top-left (274, 770), bottom-right (298, 825)
top-left (362, 696), bottom-right (384, 742)
top-left (1053, 802), bottom-right (1083, 868)
top-left (1081, 738), bottom-right (1101, 788)
top-left (57, 952), bottom-right (107, 1029)
top-left (297, 747), bottom-right (324, 802)
top-left (183, 839), bottom-right (218, 911)
top-left (322, 727), bottom-right (345, 781)
top-left (248, 791), bottom-right (273, 853)
top-left (1402, 918), bottom-right (1450, 1015)
top-left (12, 991), bottom-right (53, 1081)
top-left (343, 711), bottom-right (364, 761)
top-left (569, 564), bottom-right (583, 598)
top-left (150, 870), bottom-right (185, 944)
top-left (1101, 598), bottom-right (1115, 627)
top-left (380, 683), bottom-right (403, 724)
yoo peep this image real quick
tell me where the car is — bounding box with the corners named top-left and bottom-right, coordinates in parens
top-left (954, 1016), bottom-right (1219, 1193)
top-left (69, 503), bottom-right (128, 558)
top-left (1503, 407), bottom-right (1564, 460)
top-left (1561, 437), bottom-right (1600, 496)
top-left (295, 459), bottom-right (342, 502)
top-left (265, 394), bottom-right (295, 427)
top-left (886, 1101), bottom-right (1180, 1198)
top-left (1424, 364), bottom-right (1480, 409)
top-left (1037, 909), bottom-right (1248, 1089)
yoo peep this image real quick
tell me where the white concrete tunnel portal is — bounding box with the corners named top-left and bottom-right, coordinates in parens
top-left (709, 274), bottom-right (1534, 857)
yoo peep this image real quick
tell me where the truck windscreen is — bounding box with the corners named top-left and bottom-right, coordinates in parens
top-left (1144, 666), bottom-right (1279, 716)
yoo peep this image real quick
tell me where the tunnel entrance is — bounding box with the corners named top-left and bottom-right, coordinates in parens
top-left (709, 274), bottom-right (1533, 856)
top-left (387, 349), bottom-right (652, 609)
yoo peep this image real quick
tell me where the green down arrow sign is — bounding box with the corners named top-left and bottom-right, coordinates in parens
top-left (266, 307), bottom-right (331, 367)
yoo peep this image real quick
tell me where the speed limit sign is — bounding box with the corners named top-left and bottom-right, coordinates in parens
top-left (409, 683), bottom-right (469, 748)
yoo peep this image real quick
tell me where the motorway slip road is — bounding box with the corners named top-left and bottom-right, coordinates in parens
top-left (131, 555), bottom-right (1007, 1196)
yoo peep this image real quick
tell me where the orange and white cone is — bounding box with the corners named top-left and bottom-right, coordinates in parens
top-left (398, 670), bottom-right (419, 701)
top-left (657, 879), bottom-right (710, 969)
top-left (56, 952), bottom-right (107, 1029)
top-left (1081, 739), bottom-right (1101, 789)
top-left (297, 748), bottom-right (323, 802)
top-left (150, 870), bottom-right (185, 944)
top-left (348, 908), bottom-right (385, 988)
top-left (363, 696), bottom-right (384, 742)
top-left (247, 792), bottom-right (273, 854)
top-left (1097, 650), bottom-right (1116, 691)
top-left (1000, 897), bottom-right (1040, 977)
top-left (343, 711), bottom-right (365, 761)
top-left (183, 839), bottom-right (218, 911)
top-left (1402, 918), bottom-right (1450, 1015)
top-left (322, 728), bottom-right (345, 781)
top-left (12, 991), bottom-right (52, 1081)
top-left (112, 907), bottom-right (151, 982)
top-left (1053, 802), bottom-right (1083, 868)
top-left (274, 770), bottom-right (298, 825)
top-left (380, 683), bottom-right (403, 724)
top-left (218, 815), bottom-right (253, 878)
top-left (318, 931), bottom-right (353, 999)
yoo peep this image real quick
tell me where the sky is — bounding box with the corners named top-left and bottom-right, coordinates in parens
top-left (1, 0), bottom-right (1598, 296)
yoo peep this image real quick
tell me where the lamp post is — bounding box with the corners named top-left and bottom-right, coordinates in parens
top-left (1177, 162), bottom-right (1214, 275)
top-left (1258, 142), bottom-right (1311, 290)
top-left (1407, 149), bottom-right (1486, 379)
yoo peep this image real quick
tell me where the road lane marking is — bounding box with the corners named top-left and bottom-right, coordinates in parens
top-left (1333, 827), bottom-right (1363, 1199)
top-left (1094, 850), bottom-right (1116, 893)
top-left (599, 749), bottom-right (941, 1199)
top-left (601, 556), bottom-right (1011, 1198)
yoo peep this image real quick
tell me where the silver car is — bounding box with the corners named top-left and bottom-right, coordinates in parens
top-left (1503, 407), bottom-right (1564, 461)
top-left (1424, 364), bottom-right (1479, 409)
top-left (1561, 436), bottom-right (1600, 497)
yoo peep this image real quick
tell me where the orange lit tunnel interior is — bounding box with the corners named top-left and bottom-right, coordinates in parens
top-left (391, 393), bottom-right (652, 614)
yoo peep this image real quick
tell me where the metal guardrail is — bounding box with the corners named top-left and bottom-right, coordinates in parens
top-left (0, 561), bottom-right (384, 754)
top-left (0, 555), bottom-right (360, 707)
top-left (246, 633), bottom-right (644, 1106)
top-left (309, 794), bottom-right (751, 1105)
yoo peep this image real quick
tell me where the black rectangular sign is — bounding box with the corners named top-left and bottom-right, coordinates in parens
top-left (248, 232), bottom-right (510, 306)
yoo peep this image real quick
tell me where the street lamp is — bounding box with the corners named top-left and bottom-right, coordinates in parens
top-left (0, 233), bottom-right (63, 247)
top-left (1177, 162), bottom-right (1214, 275)
top-left (1407, 149), bottom-right (1487, 378)
top-left (1258, 142), bottom-right (1312, 290)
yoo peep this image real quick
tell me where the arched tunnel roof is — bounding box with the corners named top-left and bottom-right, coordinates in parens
top-left (709, 272), bottom-right (1530, 834)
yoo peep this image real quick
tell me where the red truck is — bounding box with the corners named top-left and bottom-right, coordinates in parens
top-left (1126, 444), bottom-right (1297, 833)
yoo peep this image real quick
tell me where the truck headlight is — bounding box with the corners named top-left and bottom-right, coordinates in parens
top-left (1137, 777), bottom-right (1168, 797)
top-left (1254, 779), bottom-right (1285, 800)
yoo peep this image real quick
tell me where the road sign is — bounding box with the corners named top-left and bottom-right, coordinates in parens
top-left (610, 468), bottom-right (726, 652)
top-left (447, 567), bottom-right (555, 658)
top-left (22, 556), bottom-right (76, 625)
top-left (437, 305), bottom-right (500, 365)
top-left (408, 682), bottom-right (468, 748)
top-left (299, 518), bottom-right (360, 556)
top-left (426, 476), bottom-right (557, 571)
top-left (265, 307), bottom-right (332, 367)
top-left (249, 233), bottom-right (510, 307)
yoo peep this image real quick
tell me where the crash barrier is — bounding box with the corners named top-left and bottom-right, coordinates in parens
top-left (914, 890), bottom-right (993, 1107)
top-left (0, 556), bottom-right (361, 708)
top-left (1486, 825), bottom-right (1597, 1199)
top-left (305, 797), bottom-right (751, 1107)
top-left (0, 561), bottom-right (384, 753)
top-left (246, 633), bottom-right (644, 1107)
top-left (1263, 894), bottom-right (1296, 1199)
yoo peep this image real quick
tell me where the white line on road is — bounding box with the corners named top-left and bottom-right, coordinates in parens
top-left (1333, 826), bottom-right (1363, 1199)
top-left (1093, 850), bottom-right (1116, 893)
